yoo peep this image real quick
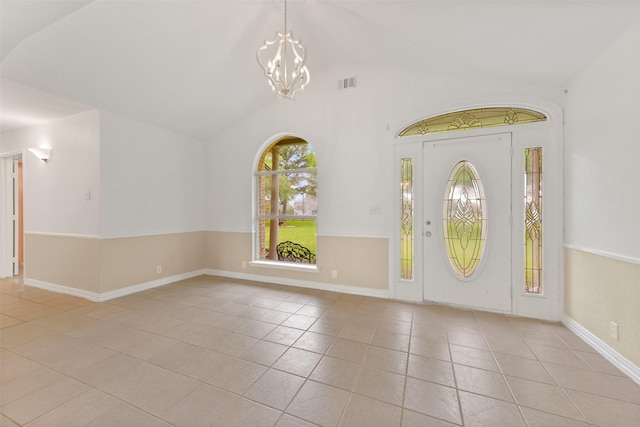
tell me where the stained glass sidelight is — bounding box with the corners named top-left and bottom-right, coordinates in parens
top-left (400, 159), bottom-right (414, 280)
top-left (443, 161), bottom-right (487, 278)
top-left (525, 147), bottom-right (543, 294)
top-left (398, 107), bottom-right (546, 137)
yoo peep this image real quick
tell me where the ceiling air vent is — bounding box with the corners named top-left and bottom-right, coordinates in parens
top-left (338, 77), bottom-right (356, 91)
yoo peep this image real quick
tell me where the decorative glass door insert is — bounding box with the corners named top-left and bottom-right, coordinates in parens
top-left (443, 161), bottom-right (487, 279)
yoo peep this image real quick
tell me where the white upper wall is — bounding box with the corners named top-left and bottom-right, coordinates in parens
top-left (0, 110), bottom-right (101, 237)
top-left (100, 110), bottom-right (206, 238)
top-left (564, 19), bottom-right (640, 260)
top-left (1, 109), bottom-right (207, 239)
top-left (205, 64), bottom-right (563, 236)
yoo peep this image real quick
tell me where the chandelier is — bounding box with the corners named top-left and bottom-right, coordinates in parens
top-left (257, 0), bottom-right (310, 99)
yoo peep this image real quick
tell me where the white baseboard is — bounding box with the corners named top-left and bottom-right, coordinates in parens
top-left (99, 270), bottom-right (207, 301)
top-left (204, 268), bottom-right (389, 300)
top-left (23, 269), bottom-right (207, 302)
top-left (23, 278), bottom-right (102, 301)
top-left (562, 315), bottom-right (640, 385)
top-left (22, 268), bottom-right (388, 302)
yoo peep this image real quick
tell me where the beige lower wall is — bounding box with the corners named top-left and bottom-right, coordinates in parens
top-left (564, 247), bottom-right (640, 367)
top-left (25, 233), bottom-right (101, 293)
top-left (25, 230), bottom-right (390, 296)
top-left (25, 232), bottom-right (206, 294)
top-left (205, 231), bottom-right (389, 291)
top-left (318, 235), bottom-right (389, 290)
top-left (205, 231), bottom-right (252, 273)
top-left (100, 232), bottom-right (206, 292)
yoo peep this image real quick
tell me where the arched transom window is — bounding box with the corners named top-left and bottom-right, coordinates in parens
top-left (399, 107), bottom-right (546, 137)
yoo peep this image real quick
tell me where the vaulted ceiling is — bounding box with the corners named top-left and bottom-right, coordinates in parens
top-left (2, 0), bottom-right (640, 139)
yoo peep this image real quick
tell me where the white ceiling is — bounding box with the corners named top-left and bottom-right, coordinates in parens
top-left (2, 0), bottom-right (640, 139)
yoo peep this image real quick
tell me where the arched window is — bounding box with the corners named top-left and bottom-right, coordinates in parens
top-left (256, 137), bottom-right (317, 264)
top-left (398, 107), bottom-right (546, 137)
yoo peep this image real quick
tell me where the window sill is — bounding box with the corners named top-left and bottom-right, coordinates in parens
top-left (249, 260), bottom-right (319, 273)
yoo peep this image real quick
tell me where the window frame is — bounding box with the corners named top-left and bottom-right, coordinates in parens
top-left (252, 137), bottom-right (318, 269)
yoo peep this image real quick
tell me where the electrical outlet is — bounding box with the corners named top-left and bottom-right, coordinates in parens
top-left (156, 265), bottom-right (162, 274)
top-left (331, 269), bottom-right (338, 279)
top-left (242, 261), bottom-right (247, 269)
top-left (610, 321), bottom-right (619, 340)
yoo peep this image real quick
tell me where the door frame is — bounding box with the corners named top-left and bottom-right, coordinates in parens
top-left (391, 101), bottom-right (564, 321)
top-left (0, 152), bottom-right (23, 278)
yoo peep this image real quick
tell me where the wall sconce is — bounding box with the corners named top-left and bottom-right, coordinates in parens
top-left (29, 147), bottom-right (52, 162)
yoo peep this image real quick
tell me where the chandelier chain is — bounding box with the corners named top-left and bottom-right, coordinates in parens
top-left (284, 0), bottom-right (288, 34)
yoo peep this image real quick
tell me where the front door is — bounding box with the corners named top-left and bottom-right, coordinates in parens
top-left (423, 133), bottom-right (512, 312)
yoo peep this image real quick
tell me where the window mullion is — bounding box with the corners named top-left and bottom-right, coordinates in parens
top-left (256, 167), bottom-right (317, 176)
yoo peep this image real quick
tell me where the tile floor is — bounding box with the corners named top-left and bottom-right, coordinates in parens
top-left (1, 275), bottom-right (639, 426)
